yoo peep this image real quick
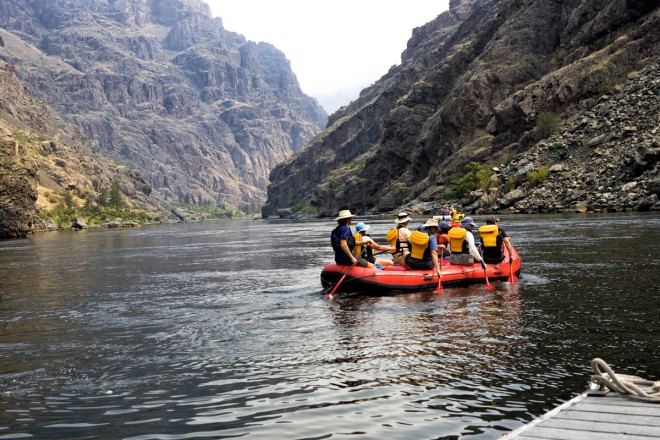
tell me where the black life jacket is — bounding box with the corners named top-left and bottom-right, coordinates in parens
top-left (361, 243), bottom-right (375, 263)
top-left (354, 232), bottom-right (375, 263)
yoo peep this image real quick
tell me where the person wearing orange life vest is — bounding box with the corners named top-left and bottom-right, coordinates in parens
top-left (404, 218), bottom-right (443, 278)
top-left (353, 222), bottom-right (394, 268)
top-left (437, 220), bottom-right (452, 259)
top-left (448, 216), bottom-right (485, 267)
top-left (386, 212), bottom-right (412, 267)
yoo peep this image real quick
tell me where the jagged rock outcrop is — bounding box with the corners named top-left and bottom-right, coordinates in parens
top-left (480, 61), bottom-right (660, 214)
top-left (0, 136), bottom-right (37, 238)
top-left (0, 60), bottom-right (173, 238)
top-left (263, 0), bottom-right (659, 218)
top-left (0, 0), bottom-right (326, 209)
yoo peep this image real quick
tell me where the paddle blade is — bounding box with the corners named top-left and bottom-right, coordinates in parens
top-left (435, 277), bottom-right (443, 293)
top-left (508, 270), bottom-right (518, 284)
top-left (325, 282), bottom-right (341, 299)
top-left (508, 260), bottom-right (519, 284)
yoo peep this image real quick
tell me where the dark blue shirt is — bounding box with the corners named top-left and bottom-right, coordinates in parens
top-left (331, 224), bottom-right (354, 265)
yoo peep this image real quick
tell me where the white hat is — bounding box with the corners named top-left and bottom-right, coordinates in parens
top-left (422, 218), bottom-right (439, 229)
top-left (335, 209), bottom-right (355, 221)
top-left (395, 212), bottom-right (411, 224)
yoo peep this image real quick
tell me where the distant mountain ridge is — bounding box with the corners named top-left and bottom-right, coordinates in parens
top-left (0, 0), bottom-right (327, 209)
top-left (263, 0), bottom-right (659, 217)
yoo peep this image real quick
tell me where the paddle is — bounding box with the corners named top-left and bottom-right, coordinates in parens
top-left (325, 264), bottom-right (353, 299)
top-left (508, 257), bottom-right (518, 284)
top-left (435, 248), bottom-right (444, 292)
top-left (480, 260), bottom-right (493, 288)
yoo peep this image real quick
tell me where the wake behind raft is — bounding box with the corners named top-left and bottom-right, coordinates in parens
top-left (320, 246), bottom-right (521, 295)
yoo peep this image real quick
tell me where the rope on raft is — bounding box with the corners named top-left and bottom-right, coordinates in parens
top-left (591, 358), bottom-right (660, 403)
top-left (320, 271), bottom-right (386, 292)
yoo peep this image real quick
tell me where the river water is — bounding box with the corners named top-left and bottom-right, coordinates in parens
top-left (0, 213), bottom-right (659, 439)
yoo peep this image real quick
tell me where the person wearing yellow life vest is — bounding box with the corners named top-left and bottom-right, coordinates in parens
top-left (448, 216), bottom-right (485, 267)
top-left (354, 222), bottom-right (395, 268)
top-left (386, 212), bottom-right (412, 267)
top-left (479, 217), bottom-right (516, 264)
top-left (404, 218), bottom-right (443, 278)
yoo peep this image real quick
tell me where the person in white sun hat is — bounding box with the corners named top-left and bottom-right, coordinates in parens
top-left (386, 212), bottom-right (412, 267)
top-left (330, 209), bottom-right (376, 268)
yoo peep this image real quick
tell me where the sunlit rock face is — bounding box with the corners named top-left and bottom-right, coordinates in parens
top-left (0, 0), bottom-right (327, 208)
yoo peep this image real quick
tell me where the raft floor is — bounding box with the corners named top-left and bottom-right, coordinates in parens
top-left (500, 392), bottom-right (660, 439)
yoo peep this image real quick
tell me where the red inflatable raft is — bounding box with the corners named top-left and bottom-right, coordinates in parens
top-left (320, 247), bottom-right (521, 295)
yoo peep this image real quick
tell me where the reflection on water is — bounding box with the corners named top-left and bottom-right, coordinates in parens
top-left (0, 214), bottom-right (659, 439)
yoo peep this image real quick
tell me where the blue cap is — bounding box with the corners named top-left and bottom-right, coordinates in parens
top-left (355, 222), bottom-right (370, 233)
top-left (461, 216), bottom-right (477, 228)
top-left (439, 221), bottom-right (450, 230)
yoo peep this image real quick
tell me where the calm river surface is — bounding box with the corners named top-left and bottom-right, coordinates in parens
top-left (1, 213), bottom-right (659, 439)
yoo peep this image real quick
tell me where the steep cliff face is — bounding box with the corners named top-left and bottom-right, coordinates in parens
top-left (0, 60), bottom-right (168, 238)
top-left (0, 0), bottom-right (327, 208)
top-left (263, 0), bottom-right (659, 217)
top-left (478, 60), bottom-right (659, 214)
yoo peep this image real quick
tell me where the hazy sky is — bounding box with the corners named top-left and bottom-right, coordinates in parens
top-left (205, 0), bottom-right (450, 112)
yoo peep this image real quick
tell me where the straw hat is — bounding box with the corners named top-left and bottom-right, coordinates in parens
top-left (395, 212), bottom-right (411, 224)
top-left (422, 218), bottom-right (439, 229)
top-left (335, 209), bottom-right (355, 221)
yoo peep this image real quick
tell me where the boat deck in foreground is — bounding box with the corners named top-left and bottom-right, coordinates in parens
top-left (500, 392), bottom-right (660, 439)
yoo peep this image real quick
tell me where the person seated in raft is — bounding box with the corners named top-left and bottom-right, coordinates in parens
top-left (434, 204), bottom-right (452, 223)
top-left (354, 222), bottom-right (395, 268)
top-left (437, 220), bottom-right (452, 260)
top-left (448, 216), bottom-right (485, 267)
top-left (478, 217), bottom-right (516, 264)
top-left (404, 218), bottom-right (443, 279)
top-left (386, 212), bottom-right (413, 268)
top-left (331, 209), bottom-right (376, 269)
top-left (450, 207), bottom-right (464, 227)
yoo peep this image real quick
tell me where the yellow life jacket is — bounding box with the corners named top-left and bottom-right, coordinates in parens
top-left (451, 210), bottom-right (464, 223)
top-left (448, 227), bottom-right (468, 254)
top-left (479, 224), bottom-right (505, 263)
top-left (387, 227), bottom-right (411, 254)
top-left (386, 228), bottom-right (398, 253)
top-left (478, 225), bottom-right (499, 248)
top-left (353, 232), bottom-right (364, 256)
top-left (409, 230), bottom-right (429, 259)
